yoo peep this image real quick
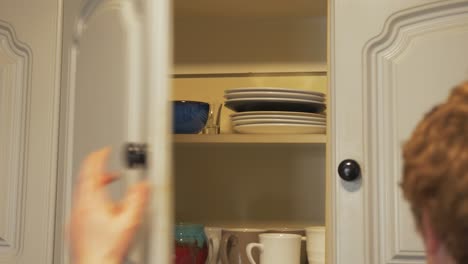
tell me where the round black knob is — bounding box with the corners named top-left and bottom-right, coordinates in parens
top-left (125, 143), bottom-right (147, 168)
top-left (338, 159), bottom-right (361, 181)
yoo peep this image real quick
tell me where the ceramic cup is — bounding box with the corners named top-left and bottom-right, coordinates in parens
top-left (205, 226), bottom-right (222, 264)
top-left (246, 233), bottom-right (302, 264)
top-left (305, 226), bottom-right (325, 264)
top-left (267, 228), bottom-right (307, 264)
top-left (220, 228), bottom-right (267, 264)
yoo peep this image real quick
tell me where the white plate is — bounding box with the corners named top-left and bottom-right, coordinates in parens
top-left (232, 115), bottom-right (326, 122)
top-left (231, 111), bottom-right (326, 118)
top-left (233, 123), bottom-right (326, 134)
top-left (225, 87), bottom-right (325, 97)
top-left (232, 118), bottom-right (326, 126)
top-left (225, 91), bottom-right (325, 102)
top-left (225, 97), bottom-right (324, 103)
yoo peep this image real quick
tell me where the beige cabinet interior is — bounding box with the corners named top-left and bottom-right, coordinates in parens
top-left (175, 144), bottom-right (326, 227)
top-left (174, 17), bottom-right (327, 74)
top-left (172, 0), bottom-right (327, 228)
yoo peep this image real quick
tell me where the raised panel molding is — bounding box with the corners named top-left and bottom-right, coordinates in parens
top-left (0, 20), bottom-right (31, 257)
top-left (363, 1), bottom-right (468, 263)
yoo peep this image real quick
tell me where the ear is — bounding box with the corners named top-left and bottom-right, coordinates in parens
top-left (421, 210), bottom-right (440, 257)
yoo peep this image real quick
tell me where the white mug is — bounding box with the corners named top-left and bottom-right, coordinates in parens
top-left (204, 227), bottom-right (222, 264)
top-left (266, 228), bottom-right (307, 264)
top-left (305, 226), bottom-right (325, 263)
top-left (246, 233), bottom-right (302, 264)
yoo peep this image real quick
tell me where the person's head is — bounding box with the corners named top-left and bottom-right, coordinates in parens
top-left (401, 82), bottom-right (468, 264)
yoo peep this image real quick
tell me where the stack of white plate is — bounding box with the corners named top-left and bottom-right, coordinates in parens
top-left (224, 88), bottom-right (326, 134)
top-left (231, 111), bottom-right (326, 134)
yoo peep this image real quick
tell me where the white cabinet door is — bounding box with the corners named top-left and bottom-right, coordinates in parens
top-left (0, 0), bottom-right (61, 263)
top-left (331, 0), bottom-right (468, 263)
top-left (55, 0), bottom-right (172, 263)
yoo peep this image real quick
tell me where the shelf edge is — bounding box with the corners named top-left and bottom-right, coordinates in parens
top-left (173, 134), bottom-right (327, 144)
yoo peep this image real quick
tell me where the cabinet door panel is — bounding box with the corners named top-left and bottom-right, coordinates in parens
top-left (70, 0), bottom-right (150, 191)
top-left (332, 1), bottom-right (468, 263)
top-left (0, 0), bottom-right (61, 263)
top-left (56, 0), bottom-right (172, 263)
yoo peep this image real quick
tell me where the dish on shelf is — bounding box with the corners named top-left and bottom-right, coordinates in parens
top-left (232, 118), bottom-right (325, 126)
top-left (231, 111), bottom-right (326, 118)
top-left (232, 115), bottom-right (326, 122)
top-left (224, 91), bottom-right (325, 102)
top-left (233, 123), bottom-right (326, 134)
top-left (173, 100), bottom-right (209, 134)
top-left (225, 98), bottom-right (326, 113)
top-left (225, 87), bottom-right (325, 98)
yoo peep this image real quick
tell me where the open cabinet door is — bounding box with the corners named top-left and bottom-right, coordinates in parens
top-left (56, 0), bottom-right (172, 263)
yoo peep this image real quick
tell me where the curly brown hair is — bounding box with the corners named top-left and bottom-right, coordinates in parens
top-left (401, 81), bottom-right (468, 262)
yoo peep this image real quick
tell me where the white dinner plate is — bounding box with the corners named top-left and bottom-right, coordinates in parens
top-left (231, 115), bottom-right (326, 122)
top-left (224, 91), bottom-right (325, 102)
top-left (233, 123), bottom-right (326, 134)
top-left (232, 118), bottom-right (326, 126)
top-left (231, 111), bottom-right (326, 118)
top-left (225, 87), bottom-right (325, 97)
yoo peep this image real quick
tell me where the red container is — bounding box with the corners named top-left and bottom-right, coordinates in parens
top-left (175, 224), bottom-right (208, 264)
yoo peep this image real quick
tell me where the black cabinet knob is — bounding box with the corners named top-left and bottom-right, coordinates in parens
top-left (125, 143), bottom-right (147, 169)
top-left (338, 159), bottom-right (361, 181)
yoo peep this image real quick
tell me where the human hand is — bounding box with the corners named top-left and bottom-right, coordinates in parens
top-left (69, 148), bottom-right (150, 264)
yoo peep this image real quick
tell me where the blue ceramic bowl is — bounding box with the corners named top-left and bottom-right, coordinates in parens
top-left (173, 101), bottom-right (209, 134)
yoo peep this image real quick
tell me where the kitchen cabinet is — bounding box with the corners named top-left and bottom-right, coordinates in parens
top-left (332, 1), bottom-right (468, 263)
top-left (51, 0), bottom-right (468, 264)
top-left (171, 1), bottom-right (328, 235)
top-left (56, 0), bottom-right (172, 263)
top-left (0, 0), bottom-right (61, 263)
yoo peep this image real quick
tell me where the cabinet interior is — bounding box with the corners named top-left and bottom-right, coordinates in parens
top-left (174, 17), bottom-right (327, 74)
top-left (172, 0), bottom-right (328, 228)
top-left (174, 144), bottom-right (326, 227)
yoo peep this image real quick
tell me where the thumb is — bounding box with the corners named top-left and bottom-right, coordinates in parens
top-left (117, 181), bottom-right (151, 230)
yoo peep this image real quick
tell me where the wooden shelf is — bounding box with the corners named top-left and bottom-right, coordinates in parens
top-left (182, 221), bottom-right (325, 229)
top-left (173, 134), bottom-right (326, 144)
top-left (172, 71), bottom-right (328, 79)
top-left (174, 0), bottom-right (326, 18)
